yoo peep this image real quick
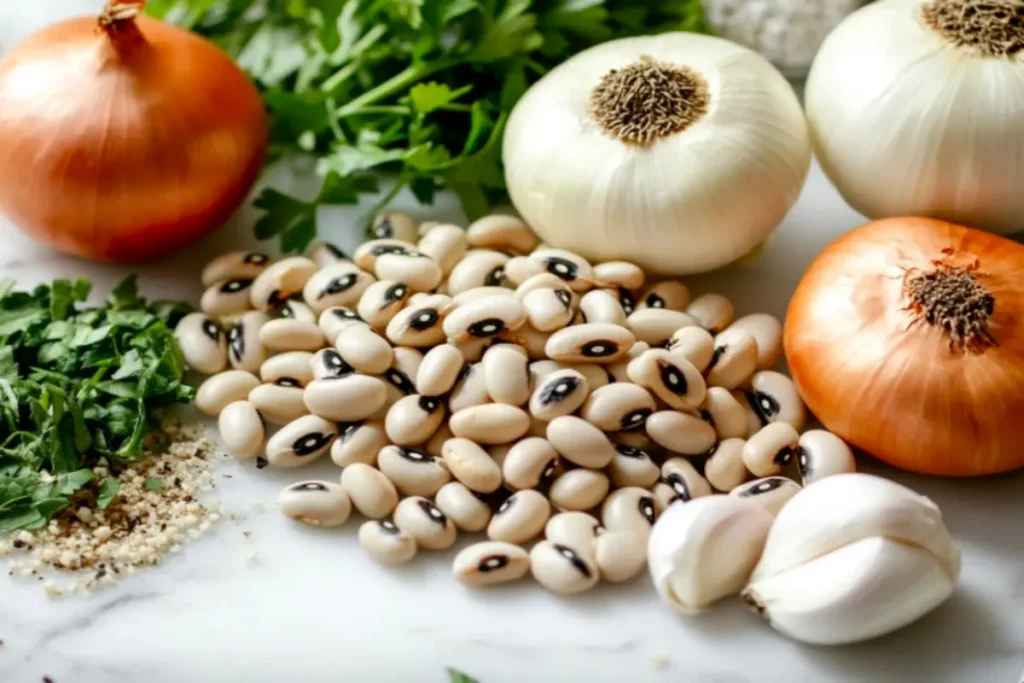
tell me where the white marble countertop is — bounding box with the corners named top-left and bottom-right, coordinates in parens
top-left (3, 4), bottom-right (1024, 683)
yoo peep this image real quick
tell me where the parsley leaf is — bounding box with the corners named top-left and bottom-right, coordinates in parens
top-left (447, 669), bottom-right (480, 683)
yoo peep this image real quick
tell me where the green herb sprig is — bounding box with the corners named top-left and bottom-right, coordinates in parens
top-left (148, 0), bottom-right (708, 253)
top-left (0, 277), bottom-right (194, 531)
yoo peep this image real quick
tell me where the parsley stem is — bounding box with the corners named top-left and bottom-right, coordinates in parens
top-left (336, 105), bottom-right (411, 118)
top-left (335, 58), bottom-right (458, 118)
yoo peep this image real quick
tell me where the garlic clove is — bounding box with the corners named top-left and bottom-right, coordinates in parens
top-left (750, 473), bottom-right (960, 584)
top-left (647, 495), bottom-right (774, 615)
top-left (742, 536), bottom-right (957, 646)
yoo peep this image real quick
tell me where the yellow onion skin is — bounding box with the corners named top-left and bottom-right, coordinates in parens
top-left (784, 217), bottom-right (1024, 477)
top-left (0, 13), bottom-right (267, 263)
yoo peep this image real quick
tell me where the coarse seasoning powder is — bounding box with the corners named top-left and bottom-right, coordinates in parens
top-left (0, 419), bottom-right (225, 597)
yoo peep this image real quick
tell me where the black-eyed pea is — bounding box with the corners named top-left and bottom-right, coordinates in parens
top-left (266, 414), bottom-right (337, 468)
top-left (564, 363), bottom-right (611, 390)
top-left (731, 476), bottom-right (801, 516)
top-left (686, 293), bottom-right (734, 333)
top-left (340, 463), bottom-right (399, 518)
top-left (703, 438), bottom-right (748, 492)
top-left (311, 348), bottom-right (356, 380)
top-left (417, 224), bottom-right (469, 275)
top-left (516, 323), bottom-right (552, 360)
top-left (353, 238), bottom-right (418, 270)
top-left (416, 344), bottom-right (465, 396)
top-left (797, 430), bottom-right (856, 485)
top-left (592, 261), bottom-right (645, 291)
top-left (705, 328), bottom-right (758, 390)
top-left (394, 496), bottom-right (457, 550)
top-left (385, 294), bottom-right (454, 347)
top-left (260, 351), bottom-right (315, 387)
top-left (611, 430), bottom-right (657, 453)
top-left (435, 482), bottom-right (492, 532)
top-left (617, 287), bottom-right (637, 316)
top-left (218, 401), bottom-right (264, 458)
top-left (202, 251), bottom-right (271, 287)
top-left (728, 314), bottom-right (783, 370)
top-left (661, 458), bottom-right (713, 505)
top-left (251, 257), bottom-right (318, 310)
top-left (453, 541), bottom-right (530, 588)
top-left (358, 519), bottom-right (417, 565)
top-left (442, 438), bottom-right (503, 493)
top-left (545, 323), bottom-right (634, 364)
top-left (195, 370), bottom-right (261, 416)
top-left (546, 416), bottom-right (616, 468)
top-left (579, 383), bottom-right (655, 431)
top-left (503, 255), bottom-right (546, 287)
top-left (278, 300), bottom-right (317, 324)
top-left (513, 272), bottom-right (572, 298)
top-left (248, 383), bottom-right (308, 425)
top-left (302, 263), bottom-right (375, 313)
top-left (375, 252), bottom-right (443, 292)
top-left (742, 422), bottom-right (800, 477)
top-left (487, 490), bottom-right (550, 544)
top-left (594, 530), bottom-right (647, 582)
top-left (529, 369), bottom-right (589, 421)
top-left (638, 281), bottom-right (690, 311)
top-left (227, 311), bottom-right (270, 372)
top-left (522, 287), bottom-right (575, 331)
top-left (489, 443), bottom-right (513, 469)
top-left (377, 444), bottom-right (451, 496)
top-left (449, 404), bottom-right (530, 444)
top-left (259, 318), bottom-right (325, 352)
top-left (466, 214), bottom-right (538, 254)
top-left (452, 337), bottom-right (490, 363)
top-left (303, 376), bottom-right (388, 422)
top-left (502, 437), bottom-right (559, 491)
top-left (745, 370), bottom-right (807, 431)
top-left (318, 306), bottom-right (369, 344)
top-left (549, 469), bottom-right (610, 512)
top-left (482, 344), bottom-right (531, 405)
top-left (385, 395), bottom-right (445, 446)
top-left (175, 312), bottom-right (227, 374)
top-left (626, 349), bottom-right (706, 412)
top-left (667, 326), bottom-right (715, 372)
top-left (646, 410), bottom-right (717, 455)
top-left (578, 288), bottom-right (628, 326)
top-left (601, 486), bottom-right (661, 540)
top-left (528, 248), bottom-right (594, 292)
top-left (335, 325), bottom-right (393, 375)
top-left (442, 295), bottom-right (527, 342)
top-left (700, 386), bottom-right (749, 440)
top-left (528, 359), bottom-right (561, 383)
top-left (305, 241), bottom-right (351, 270)
top-left (544, 512), bottom-right (604, 558)
top-left (627, 308), bottom-right (698, 346)
top-left (357, 280), bottom-right (412, 330)
top-left (200, 278), bottom-right (255, 318)
top-left (425, 423), bottom-right (454, 458)
top-left (453, 286), bottom-right (516, 305)
top-left (372, 211), bottom-right (419, 242)
top-left (530, 541), bottom-right (600, 594)
top-left (449, 363), bottom-right (490, 412)
top-left (278, 481), bottom-right (352, 527)
top-left (446, 250), bottom-right (510, 295)
top-left (331, 420), bottom-right (388, 468)
top-left (607, 444), bottom-right (661, 488)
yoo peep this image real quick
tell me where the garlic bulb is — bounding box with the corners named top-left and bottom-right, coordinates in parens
top-left (647, 495), bottom-right (775, 614)
top-left (743, 473), bottom-right (960, 645)
top-left (806, 0), bottom-right (1024, 235)
top-left (503, 34), bottom-right (811, 276)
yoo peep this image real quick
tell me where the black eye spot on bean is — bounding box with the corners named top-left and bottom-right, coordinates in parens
top-left (638, 496), bottom-right (657, 524)
top-left (543, 257), bottom-right (579, 281)
top-left (479, 555), bottom-right (509, 572)
top-left (382, 283), bottom-right (409, 307)
top-left (398, 447), bottom-right (432, 463)
top-left (774, 446), bottom-right (794, 467)
top-left (705, 344), bottom-right (727, 373)
top-left (267, 289), bottom-right (288, 308)
top-left (454, 364), bottom-right (473, 385)
top-left (746, 390), bottom-right (780, 426)
top-left (275, 377), bottom-right (302, 388)
top-left (665, 473), bottom-right (691, 502)
top-left (740, 477), bottom-right (787, 497)
top-left (379, 519), bottom-right (400, 534)
top-left (385, 369), bottom-right (416, 394)
top-left (541, 459), bottom-right (558, 482)
top-left (373, 217), bottom-right (395, 238)
top-left (228, 323), bottom-right (245, 362)
top-left (370, 244), bottom-right (410, 257)
top-left (321, 350), bottom-right (355, 377)
top-left (402, 250), bottom-right (430, 259)
top-left (220, 278), bottom-right (252, 294)
top-left (554, 290), bottom-right (572, 309)
top-left (484, 267), bottom-right (506, 286)
top-left (244, 253), bottom-right (270, 265)
top-left (797, 446), bottom-right (811, 477)
top-left (645, 293), bottom-right (666, 309)
top-left (293, 432), bottom-right (334, 456)
top-left (321, 273), bottom-right (359, 298)
top-left (497, 495), bottom-right (516, 515)
top-left (580, 340), bottom-right (619, 357)
top-left (417, 499), bottom-right (448, 525)
top-left (468, 318), bottom-right (506, 338)
top-left (418, 396), bottom-right (442, 414)
top-left (256, 457), bottom-right (269, 470)
top-left (409, 308), bottom-right (439, 331)
top-left (615, 444), bottom-right (641, 457)
top-left (657, 361), bottom-right (688, 396)
top-left (339, 422), bottom-right (362, 442)
top-left (618, 287), bottom-right (635, 315)
top-left (291, 482), bottom-right (329, 492)
top-left (201, 319), bottom-right (221, 343)
top-left (539, 376), bottom-right (581, 405)
top-left (331, 308), bottom-right (362, 321)
top-left (621, 408), bottom-right (652, 429)
top-left (553, 543), bottom-right (592, 577)
top-left (323, 243), bottom-right (347, 259)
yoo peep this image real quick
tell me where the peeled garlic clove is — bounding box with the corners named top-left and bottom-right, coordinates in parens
top-left (647, 495), bottom-right (774, 615)
top-left (797, 429), bottom-right (856, 485)
top-left (742, 536), bottom-right (957, 646)
top-left (750, 473), bottom-right (960, 584)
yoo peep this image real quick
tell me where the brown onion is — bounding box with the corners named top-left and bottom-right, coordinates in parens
top-left (0, 1), bottom-right (267, 262)
top-left (785, 217), bottom-right (1024, 477)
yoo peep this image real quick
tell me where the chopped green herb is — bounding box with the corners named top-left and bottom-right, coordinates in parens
top-left (447, 668), bottom-right (480, 683)
top-left (0, 278), bottom-right (195, 530)
top-left (149, 0), bottom-right (708, 253)
top-left (144, 477), bottom-right (165, 490)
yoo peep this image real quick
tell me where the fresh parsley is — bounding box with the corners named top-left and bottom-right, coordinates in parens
top-left (0, 277), bottom-right (195, 530)
top-left (148, 0), bottom-right (708, 253)
top-left (447, 668), bottom-right (480, 683)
